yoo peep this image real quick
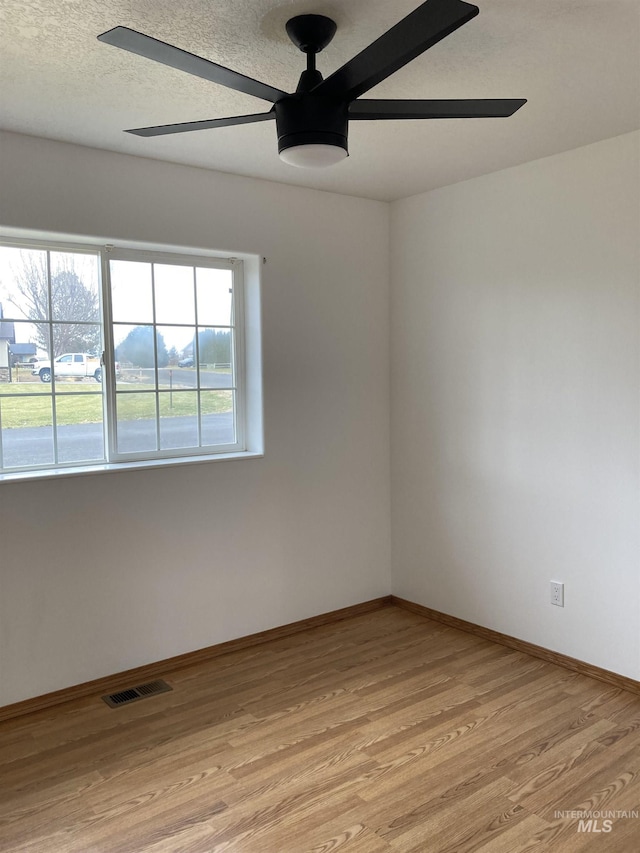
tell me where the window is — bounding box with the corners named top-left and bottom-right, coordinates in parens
top-left (0, 237), bottom-right (261, 479)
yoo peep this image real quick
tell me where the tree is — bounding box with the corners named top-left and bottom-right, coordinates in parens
top-left (197, 329), bottom-right (231, 365)
top-left (10, 252), bottom-right (100, 356)
top-left (116, 326), bottom-right (169, 368)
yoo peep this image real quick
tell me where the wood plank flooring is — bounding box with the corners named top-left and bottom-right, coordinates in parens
top-left (1, 606), bottom-right (639, 852)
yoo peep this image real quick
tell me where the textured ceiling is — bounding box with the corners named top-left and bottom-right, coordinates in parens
top-left (1, 0), bottom-right (639, 201)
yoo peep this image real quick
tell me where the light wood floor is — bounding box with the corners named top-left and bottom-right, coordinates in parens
top-left (1, 606), bottom-right (639, 852)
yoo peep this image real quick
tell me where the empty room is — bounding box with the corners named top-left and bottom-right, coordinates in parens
top-left (0, 1), bottom-right (639, 850)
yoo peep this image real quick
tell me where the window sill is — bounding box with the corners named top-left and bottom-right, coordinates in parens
top-left (0, 450), bottom-right (264, 484)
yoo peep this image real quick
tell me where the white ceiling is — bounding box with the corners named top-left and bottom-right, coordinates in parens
top-left (1, 0), bottom-right (639, 201)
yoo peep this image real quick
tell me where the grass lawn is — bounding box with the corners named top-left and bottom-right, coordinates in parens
top-left (0, 383), bottom-right (232, 428)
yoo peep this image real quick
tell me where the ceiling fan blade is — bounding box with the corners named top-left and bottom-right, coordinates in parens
top-left (126, 111), bottom-right (275, 137)
top-left (312, 0), bottom-right (479, 101)
top-left (349, 98), bottom-right (527, 119)
top-left (98, 27), bottom-right (287, 103)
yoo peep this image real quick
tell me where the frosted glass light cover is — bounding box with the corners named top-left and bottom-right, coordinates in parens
top-left (279, 144), bottom-right (348, 168)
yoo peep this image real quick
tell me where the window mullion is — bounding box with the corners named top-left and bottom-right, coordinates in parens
top-left (46, 250), bottom-right (60, 465)
top-left (193, 265), bottom-right (202, 447)
top-left (150, 262), bottom-right (161, 452)
top-left (101, 248), bottom-right (116, 463)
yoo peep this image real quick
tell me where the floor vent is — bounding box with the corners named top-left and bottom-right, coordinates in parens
top-left (102, 679), bottom-right (172, 708)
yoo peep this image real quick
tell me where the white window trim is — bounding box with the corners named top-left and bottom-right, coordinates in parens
top-left (0, 232), bottom-right (264, 483)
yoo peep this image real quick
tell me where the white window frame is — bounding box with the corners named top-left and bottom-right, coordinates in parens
top-left (0, 234), bottom-right (263, 482)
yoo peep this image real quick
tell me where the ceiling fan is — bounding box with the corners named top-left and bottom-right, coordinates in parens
top-left (98, 0), bottom-right (526, 169)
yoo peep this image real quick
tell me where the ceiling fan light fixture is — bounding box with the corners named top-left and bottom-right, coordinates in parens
top-left (99, 3), bottom-right (526, 163)
top-left (279, 142), bottom-right (348, 168)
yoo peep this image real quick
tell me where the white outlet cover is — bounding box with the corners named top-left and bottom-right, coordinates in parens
top-left (550, 581), bottom-right (564, 607)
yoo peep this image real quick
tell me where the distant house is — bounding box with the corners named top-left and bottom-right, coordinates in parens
top-left (0, 303), bottom-right (15, 373)
top-left (0, 303), bottom-right (36, 377)
top-left (9, 342), bottom-right (37, 365)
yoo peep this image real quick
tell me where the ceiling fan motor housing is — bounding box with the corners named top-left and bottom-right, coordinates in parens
top-left (275, 95), bottom-right (349, 157)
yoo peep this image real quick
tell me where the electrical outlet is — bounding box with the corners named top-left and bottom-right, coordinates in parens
top-left (550, 581), bottom-right (564, 607)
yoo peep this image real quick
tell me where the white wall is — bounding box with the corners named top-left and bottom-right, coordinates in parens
top-left (0, 132), bottom-right (391, 705)
top-left (390, 132), bottom-right (640, 679)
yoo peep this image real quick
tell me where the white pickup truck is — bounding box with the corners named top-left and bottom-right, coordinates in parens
top-left (32, 353), bottom-right (104, 383)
